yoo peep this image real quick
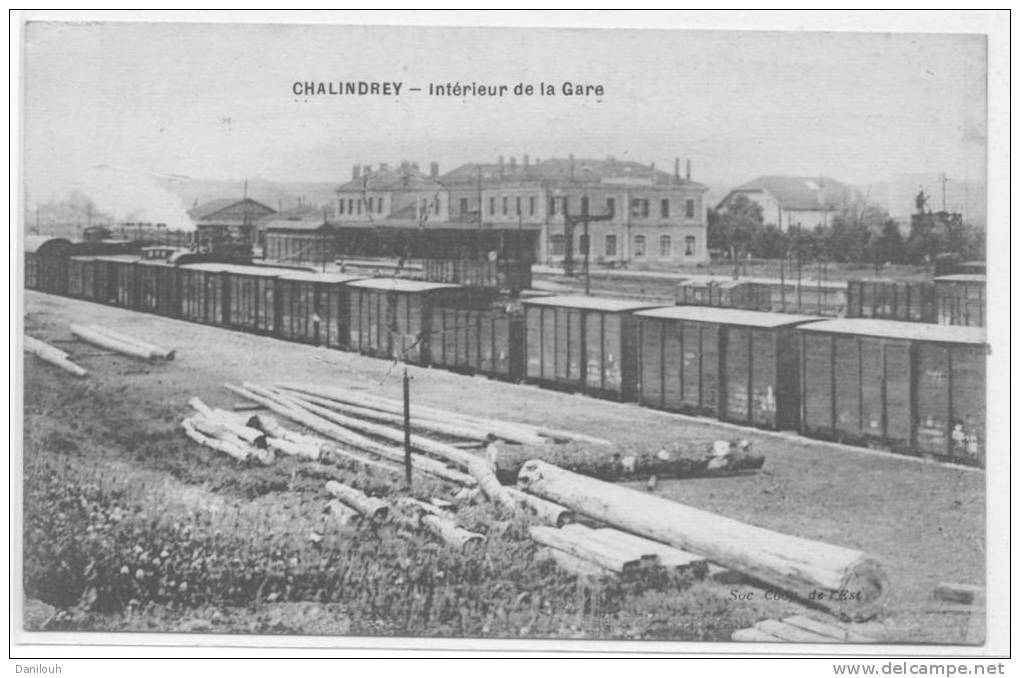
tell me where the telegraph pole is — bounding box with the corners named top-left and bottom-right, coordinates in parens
top-left (403, 367), bottom-right (412, 487)
top-left (562, 201), bottom-right (614, 295)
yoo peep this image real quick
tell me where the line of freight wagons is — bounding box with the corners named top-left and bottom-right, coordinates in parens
top-left (24, 246), bottom-right (987, 466)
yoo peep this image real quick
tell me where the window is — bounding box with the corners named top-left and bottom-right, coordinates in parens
top-left (550, 234), bottom-right (565, 256)
top-left (659, 235), bottom-right (672, 257)
top-left (685, 199), bottom-right (695, 219)
top-left (579, 234), bottom-right (590, 255)
top-left (660, 199), bottom-right (670, 218)
top-left (549, 197), bottom-right (557, 216)
top-left (338, 199), bottom-right (345, 215)
top-left (606, 197), bottom-right (616, 216)
top-left (489, 197), bottom-right (496, 215)
top-left (357, 199), bottom-right (362, 215)
top-left (634, 235), bottom-right (646, 257)
top-left (605, 234), bottom-right (617, 257)
top-left (348, 199), bottom-right (354, 215)
top-left (502, 196), bottom-right (508, 215)
top-left (516, 196), bottom-right (522, 215)
top-left (632, 198), bottom-right (649, 217)
top-left (580, 196), bottom-right (589, 216)
top-left (434, 196), bottom-right (440, 215)
top-left (685, 235), bottom-right (696, 256)
top-left (460, 198), bottom-right (469, 216)
top-left (562, 197), bottom-right (570, 215)
top-left (529, 196), bottom-right (536, 216)
top-left (367, 197), bottom-right (374, 213)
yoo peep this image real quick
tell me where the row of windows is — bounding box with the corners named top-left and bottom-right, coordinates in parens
top-left (545, 196), bottom-right (696, 219)
top-left (338, 197), bottom-right (387, 216)
top-left (548, 234), bottom-right (697, 257)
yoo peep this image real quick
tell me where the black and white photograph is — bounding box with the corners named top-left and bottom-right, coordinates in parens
top-left (10, 11), bottom-right (1009, 662)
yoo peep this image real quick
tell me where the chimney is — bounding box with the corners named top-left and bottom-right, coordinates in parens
top-left (430, 161), bottom-right (439, 179)
top-left (674, 158), bottom-right (680, 182)
top-left (569, 154), bottom-right (575, 182)
top-left (509, 156), bottom-right (517, 172)
top-left (498, 155), bottom-right (505, 177)
top-left (686, 159), bottom-right (691, 181)
top-left (523, 154), bottom-right (530, 169)
top-left (352, 164), bottom-right (362, 181)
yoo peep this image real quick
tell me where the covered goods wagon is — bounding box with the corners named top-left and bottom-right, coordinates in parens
top-left (934, 275), bottom-right (985, 327)
top-left (798, 318), bottom-right (986, 465)
top-left (676, 279), bottom-right (772, 311)
top-left (178, 263), bottom-right (230, 326)
top-left (429, 302), bottom-right (524, 380)
top-left (634, 306), bottom-right (818, 428)
top-left (845, 279), bottom-right (936, 322)
top-left (522, 295), bottom-right (658, 400)
top-left (276, 272), bottom-right (364, 348)
top-left (24, 236), bottom-right (72, 294)
top-left (346, 279), bottom-right (466, 365)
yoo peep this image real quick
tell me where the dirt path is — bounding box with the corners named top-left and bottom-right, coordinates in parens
top-left (20, 291), bottom-right (984, 643)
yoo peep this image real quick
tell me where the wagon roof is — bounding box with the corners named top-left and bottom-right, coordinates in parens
top-left (346, 278), bottom-right (462, 292)
top-left (24, 235), bottom-right (72, 254)
top-left (521, 294), bottom-right (662, 313)
top-left (180, 263), bottom-right (300, 277)
top-left (933, 274), bottom-right (986, 283)
top-left (635, 306), bottom-right (819, 327)
top-left (798, 318), bottom-right (986, 344)
top-left (277, 271), bottom-right (365, 284)
top-left (91, 254), bottom-right (143, 263)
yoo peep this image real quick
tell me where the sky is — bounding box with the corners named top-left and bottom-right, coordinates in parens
top-left (21, 19), bottom-right (988, 224)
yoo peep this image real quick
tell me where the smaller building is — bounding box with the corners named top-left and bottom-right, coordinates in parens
top-left (718, 176), bottom-right (861, 232)
top-left (188, 198), bottom-right (276, 253)
top-left (264, 217), bottom-right (336, 265)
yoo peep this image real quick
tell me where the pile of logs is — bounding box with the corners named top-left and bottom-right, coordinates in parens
top-left (24, 336), bottom-right (88, 377)
top-left (517, 461), bottom-right (890, 621)
top-left (70, 323), bottom-right (175, 360)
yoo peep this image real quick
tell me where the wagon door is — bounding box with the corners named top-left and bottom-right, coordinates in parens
top-left (525, 305), bottom-right (542, 379)
top-left (639, 317), bottom-right (664, 408)
top-left (915, 344), bottom-right (951, 456)
top-left (882, 340), bottom-right (913, 447)
top-left (801, 333), bottom-right (834, 436)
top-left (750, 329), bottom-right (778, 428)
top-left (949, 345), bottom-right (985, 463)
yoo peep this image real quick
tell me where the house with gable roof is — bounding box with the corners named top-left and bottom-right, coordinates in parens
top-left (716, 176), bottom-right (862, 232)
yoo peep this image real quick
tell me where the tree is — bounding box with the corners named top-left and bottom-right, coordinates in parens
top-left (868, 219), bottom-right (906, 266)
top-left (750, 224), bottom-right (789, 259)
top-left (710, 195), bottom-right (764, 260)
top-left (824, 212), bottom-right (872, 263)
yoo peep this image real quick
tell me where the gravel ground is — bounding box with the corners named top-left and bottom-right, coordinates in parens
top-left (19, 290), bottom-right (984, 644)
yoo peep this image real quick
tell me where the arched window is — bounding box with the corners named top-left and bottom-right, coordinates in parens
top-left (660, 235), bottom-right (672, 257)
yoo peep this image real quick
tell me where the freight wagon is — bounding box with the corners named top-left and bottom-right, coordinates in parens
top-left (133, 259), bottom-right (182, 318)
top-left (798, 318), bottom-right (986, 464)
top-left (216, 265), bottom-right (300, 335)
top-left (934, 275), bottom-right (985, 327)
top-left (845, 279), bottom-right (936, 323)
top-left (522, 295), bottom-right (658, 400)
top-left (346, 278), bottom-right (467, 365)
top-left (634, 307), bottom-right (818, 429)
top-left (25, 237), bottom-right (73, 294)
top-left (178, 263), bottom-right (230, 326)
top-left (675, 279), bottom-right (772, 311)
top-left (276, 272), bottom-right (364, 348)
top-left (429, 302), bottom-right (524, 380)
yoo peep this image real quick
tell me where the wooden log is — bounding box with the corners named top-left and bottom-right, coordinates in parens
top-left (530, 426), bottom-right (612, 447)
top-left (325, 499), bottom-right (362, 526)
top-left (754, 619), bottom-right (832, 643)
top-left (280, 390), bottom-right (507, 443)
top-left (535, 547), bottom-right (612, 578)
top-left (731, 628), bottom-right (783, 642)
top-left (528, 525), bottom-right (644, 574)
top-left (181, 417), bottom-right (250, 462)
top-left (277, 383), bottom-right (548, 445)
top-left (933, 582), bottom-right (984, 605)
top-left (493, 445), bottom-right (765, 484)
top-left (324, 480), bottom-right (389, 521)
top-left (224, 384), bottom-right (475, 486)
top-left (506, 487), bottom-right (575, 526)
top-left (24, 336), bottom-right (89, 377)
top-left (560, 524), bottom-right (658, 569)
top-left (70, 323), bottom-right (157, 360)
top-left (209, 408), bottom-right (268, 448)
top-left (83, 324), bottom-right (174, 360)
top-left (420, 514), bottom-right (485, 550)
top-left (188, 397), bottom-right (214, 418)
top-left (267, 437), bottom-right (321, 460)
top-left (233, 401), bottom-right (262, 411)
top-left (392, 496), bottom-right (454, 520)
top-left (592, 528), bottom-right (706, 571)
top-left (518, 460), bottom-right (889, 621)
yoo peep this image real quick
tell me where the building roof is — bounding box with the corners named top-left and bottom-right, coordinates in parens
top-left (187, 198), bottom-right (276, 222)
top-left (346, 278), bottom-right (461, 293)
top-left (336, 166), bottom-right (442, 193)
top-left (179, 263), bottom-right (300, 277)
top-left (264, 218), bottom-right (332, 232)
top-left (521, 294), bottom-right (661, 313)
top-left (720, 176), bottom-right (859, 211)
top-left (635, 306), bottom-right (818, 328)
top-left (798, 318), bottom-right (986, 345)
top-left (439, 157), bottom-right (708, 191)
top-left (24, 235), bottom-right (72, 254)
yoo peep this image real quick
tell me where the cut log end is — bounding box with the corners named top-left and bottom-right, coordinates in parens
top-left (835, 556), bottom-right (890, 621)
